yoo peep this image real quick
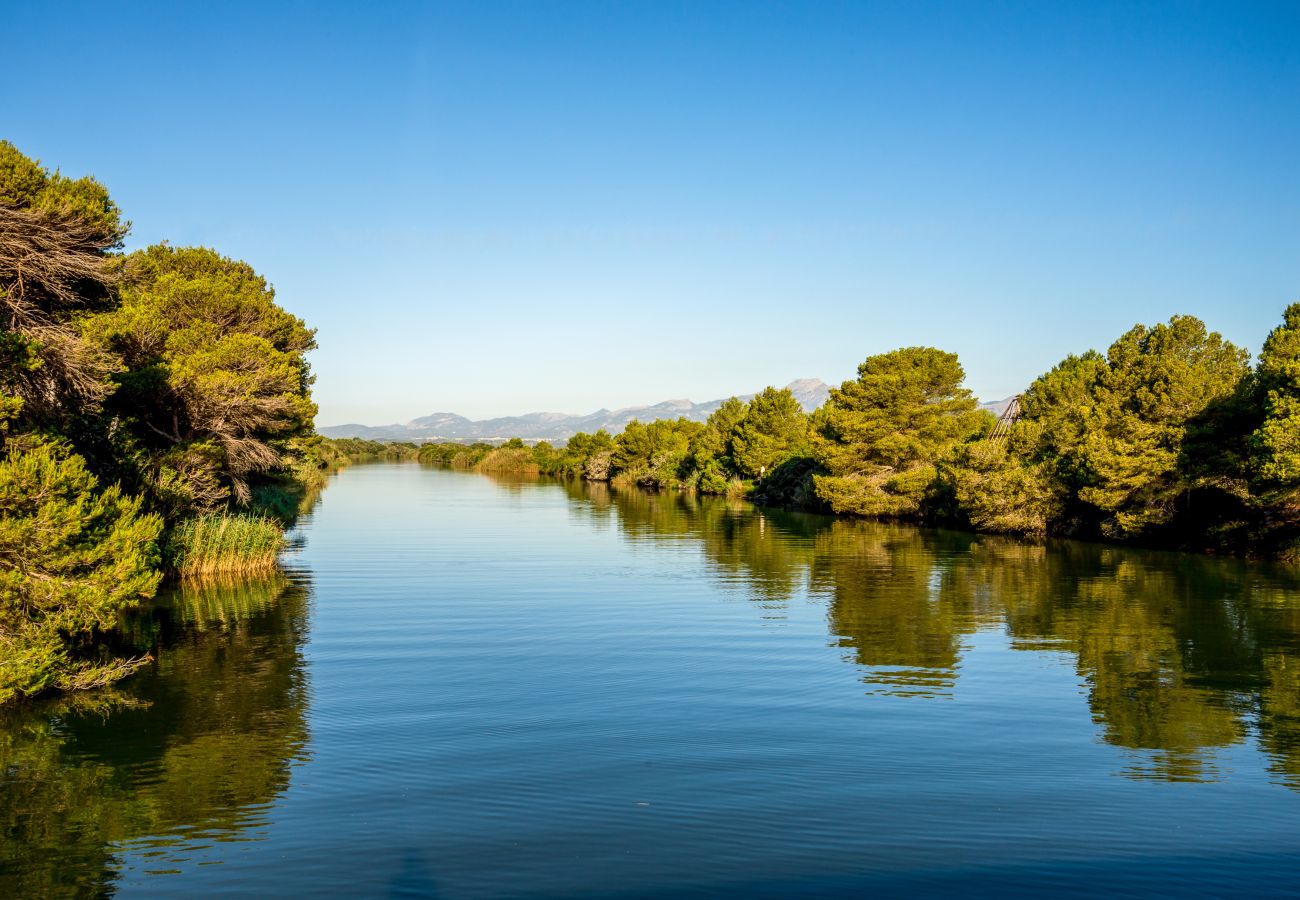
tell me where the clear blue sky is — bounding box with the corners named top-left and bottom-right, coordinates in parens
top-left (4, 1), bottom-right (1297, 424)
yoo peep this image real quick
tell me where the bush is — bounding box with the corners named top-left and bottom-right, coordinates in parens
top-left (0, 441), bottom-right (162, 704)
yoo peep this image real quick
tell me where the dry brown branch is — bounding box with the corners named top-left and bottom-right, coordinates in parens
top-left (0, 204), bottom-right (123, 419)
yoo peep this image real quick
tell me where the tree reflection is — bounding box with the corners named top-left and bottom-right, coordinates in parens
top-left (967, 540), bottom-right (1247, 781)
top-left (0, 575), bottom-right (311, 895)
top-left (563, 479), bottom-right (1300, 788)
top-left (811, 521), bottom-right (992, 697)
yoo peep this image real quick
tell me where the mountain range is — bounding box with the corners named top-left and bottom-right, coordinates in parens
top-left (319, 379), bottom-right (1014, 443)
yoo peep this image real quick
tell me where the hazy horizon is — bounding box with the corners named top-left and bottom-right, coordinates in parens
top-left (5, 1), bottom-right (1297, 423)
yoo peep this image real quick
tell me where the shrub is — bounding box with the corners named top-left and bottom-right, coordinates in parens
top-left (0, 441), bottom-right (162, 704)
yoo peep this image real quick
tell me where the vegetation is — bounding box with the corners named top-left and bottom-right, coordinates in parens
top-left (0, 441), bottom-right (161, 703)
top-left (0, 140), bottom-right (321, 703)
top-left (409, 309), bottom-right (1300, 560)
top-left (315, 437), bottom-right (420, 467)
top-left (164, 513), bottom-right (286, 578)
top-left (4, 134), bottom-right (1296, 705)
top-left (811, 347), bottom-right (986, 518)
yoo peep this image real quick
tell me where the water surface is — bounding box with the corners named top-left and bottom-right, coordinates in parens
top-left (5, 462), bottom-right (1300, 897)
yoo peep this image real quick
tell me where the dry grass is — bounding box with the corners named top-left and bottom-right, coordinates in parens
top-left (474, 448), bottom-right (541, 475)
top-left (725, 478), bottom-right (750, 500)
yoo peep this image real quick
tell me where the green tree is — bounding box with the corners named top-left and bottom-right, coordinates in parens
top-left (1251, 303), bottom-right (1300, 496)
top-left (951, 438), bottom-right (1061, 537)
top-left (691, 398), bottom-right (746, 469)
top-left (687, 398), bottom-right (747, 493)
top-left (732, 387), bottom-right (808, 479)
top-left (612, 418), bottom-right (701, 489)
top-left (85, 245), bottom-right (318, 509)
top-left (0, 441), bottom-right (162, 703)
top-left (812, 347), bottom-right (984, 518)
top-left (1074, 316), bottom-right (1248, 537)
top-left (0, 140), bottom-right (124, 238)
top-left (949, 354), bottom-right (1108, 537)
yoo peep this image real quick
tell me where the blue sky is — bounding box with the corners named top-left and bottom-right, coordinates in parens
top-left (4, 1), bottom-right (1297, 424)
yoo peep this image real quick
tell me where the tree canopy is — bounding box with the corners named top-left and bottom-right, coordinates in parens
top-left (731, 387), bottom-right (808, 478)
top-left (812, 347), bottom-right (984, 517)
top-left (85, 244), bottom-right (318, 507)
top-left (1252, 303), bottom-right (1300, 499)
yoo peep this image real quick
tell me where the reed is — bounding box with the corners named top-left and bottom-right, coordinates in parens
top-left (165, 513), bottom-right (286, 578)
top-left (474, 447), bottom-right (541, 475)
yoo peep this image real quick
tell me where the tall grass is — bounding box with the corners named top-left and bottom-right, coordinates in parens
top-left (474, 447), bottom-right (541, 475)
top-left (165, 513), bottom-right (286, 578)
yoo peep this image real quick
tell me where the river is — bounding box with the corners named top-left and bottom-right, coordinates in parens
top-left (4, 461), bottom-right (1300, 897)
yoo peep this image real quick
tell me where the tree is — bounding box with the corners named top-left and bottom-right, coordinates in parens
top-left (560, 429), bottom-right (614, 480)
top-left (812, 347), bottom-right (984, 518)
top-left (690, 398), bottom-right (746, 467)
top-left (731, 387), bottom-right (808, 479)
top-left (0, 141), bottom-right (124, 435)
top-left (84, 245), bottom-right (317, 508)
top-left (1251, 303), bottom-right (1300, 497)
top-left (611, 418), bottom-right (701, 488)
top-left (949, 353), bottom-right (1109, 537)
top-left (0, 441), bottom-right (162, 703)
top-left (1073, 316), bottom-right (1248, 537)
top-left (951, 439), bottom-right (1061, 537)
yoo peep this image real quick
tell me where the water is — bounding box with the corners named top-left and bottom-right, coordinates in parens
top-left (5, 462), bottom-right (1300, 898)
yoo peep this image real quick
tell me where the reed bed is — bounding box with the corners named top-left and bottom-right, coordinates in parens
top-left (165, 513), bottom-right (286, 578)
top-left (474, 447), bottom-right (541, 475)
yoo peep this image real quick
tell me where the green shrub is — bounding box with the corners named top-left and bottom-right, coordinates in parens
top-left (0, 441), bottom-right (162, 704)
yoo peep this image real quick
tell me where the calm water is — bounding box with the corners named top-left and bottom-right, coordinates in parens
top-left (5, 462), bottom-right (1300, 898)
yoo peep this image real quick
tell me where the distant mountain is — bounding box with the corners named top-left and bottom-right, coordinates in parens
top-left (320, 380), bottom-right (1019, 444)
top-left (320, 379), bottom-right (833, 444)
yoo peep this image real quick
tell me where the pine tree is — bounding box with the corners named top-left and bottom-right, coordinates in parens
top-left (0, 441), bottom-right (162, 703)
top-left (813, 347), bottom-right (984, 518)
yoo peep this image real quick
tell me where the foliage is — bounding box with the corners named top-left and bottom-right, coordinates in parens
top-left (0, 140), bottom-right (124, 239)
top-left (812, 347), bottom-right (984, 518)
top-left (1252, 303), bottom-right (1300, 497)
top-left (0, 441), bottom-right (161, 703)
top-left (0, 140), bottom-right (325, 705)
top-left (84, 244), bottom-right (318, 508)
top-left (612, 417), bottom-right (702, 488)
top-left (164, 513), bottom-right (285, 578)
top-left (691, 397), bottom-right (746, 473)
top-left (0, 142), bottom-right (124, 435)
top-left (475, 446), bottom-right (541, 475)
top-left (950, 438), bottom-right (1060, 537)
top-left (731, 387), bottom-right (809, 478)
top-left (319, 437), bottom-right (420, 467)
top-left (1071, 316), bottom-right (1248, 538)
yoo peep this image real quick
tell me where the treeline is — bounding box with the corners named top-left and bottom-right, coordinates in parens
top-left (315, 437), bottom-right (420, 467)
top-left (419, 314), bottom-right (1300, 559)
top-left (414, 385), bottom-right (809, 496)
top-left (1, 141), bottom-right (321, 702)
